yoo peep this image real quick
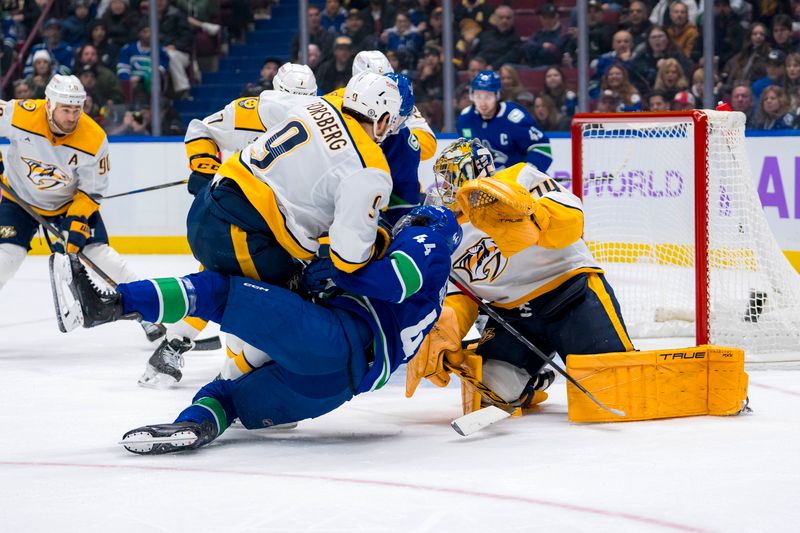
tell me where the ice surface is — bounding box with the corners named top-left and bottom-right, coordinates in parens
top-left (1, 256), bottom-right (799, 532)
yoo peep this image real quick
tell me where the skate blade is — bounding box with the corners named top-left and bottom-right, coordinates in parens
top-left (49, 254), bottom-right (83, 333)
top-left (120, 431), bottom-right (197, 454)
top-left (138, 366), bottom-right (178, 389)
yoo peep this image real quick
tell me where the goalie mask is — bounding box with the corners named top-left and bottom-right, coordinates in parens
top-left (393, 205), bottom-right (462, 253)
top-left (430, 138), bottom-right (495, 208)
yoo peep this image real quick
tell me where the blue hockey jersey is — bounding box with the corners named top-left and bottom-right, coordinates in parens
top-left (456, 101), bottom-right (552, 172)
top-left (381, 126), bottom-right (422, 225)
top-left (329, 226), bottom-right (452, 394)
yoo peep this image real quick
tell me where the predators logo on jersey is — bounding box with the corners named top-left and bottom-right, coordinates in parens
top-left (22, 157), bottom-right (71, 191)
top-left (453, 236), bottom-right (508, 283)
top-left (238, 98), bottom-right (258, 110)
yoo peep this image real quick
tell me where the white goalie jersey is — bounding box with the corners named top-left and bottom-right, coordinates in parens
top-left (449, 163), bottom-right (602, 308)
top-left (0, 99), bottom-right (109, 213)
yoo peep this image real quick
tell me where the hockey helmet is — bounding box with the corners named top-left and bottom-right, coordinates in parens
top-left (273, 63), bottom-right (318, 95)
top-left (470, 70), bottom-right (501, 97)
top-left (352, 50), bottom-right (394, 76)
top-left (384, 72), bottom-right (414, 135)
top-left (45, 74), bottom-right (86, 107)
top-left (393, 205), bottom-right (463, 253)
top-left (430, 138), bottom-right (495, 208)
top-left (343, 71), bottom-right (402, 144)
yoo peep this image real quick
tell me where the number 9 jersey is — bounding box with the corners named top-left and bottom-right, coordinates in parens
top-left (215, 96), bottom-right (392, 273)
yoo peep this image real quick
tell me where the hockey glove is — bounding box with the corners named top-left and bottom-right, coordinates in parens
top-left (187, 171), bottom-right (215, 196)
top-left (302, 257), bottom-right (337, 296)
top-left (373, 222), bottom-right (392, 260)
top-left (53, 191), bottom-right (99, 253)
top-left (405, 306), bottom-right (465, 398)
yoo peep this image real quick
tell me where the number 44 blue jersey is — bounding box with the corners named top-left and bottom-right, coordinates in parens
top-left (456, 101), bottom-right (552, 173)
top-left (328, 225), bottom-right (452, 394)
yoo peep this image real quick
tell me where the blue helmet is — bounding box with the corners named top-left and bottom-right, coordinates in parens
top-left (384, 72), bottom-right (414, 135)
top-left (470, 70), bottom-right (501, 96)
top-left (393, 205), bottom-right (463, 253)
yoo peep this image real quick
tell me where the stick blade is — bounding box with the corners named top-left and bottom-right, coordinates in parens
top-left (451, 405), bottom-right (511, 436)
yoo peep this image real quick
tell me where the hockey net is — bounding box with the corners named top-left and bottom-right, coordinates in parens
top-left (572, 110), bottom-right (800, 361)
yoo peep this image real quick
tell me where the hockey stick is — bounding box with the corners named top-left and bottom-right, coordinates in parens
top-left (93, 179), bottom-right (188, 201)
top-left (448, 272), bottom-right (626, 418)
top-left (445, 362), bottom-right (514, 436)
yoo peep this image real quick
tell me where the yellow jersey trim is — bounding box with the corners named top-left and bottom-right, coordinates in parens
top-left (330, 247), bottom-right (370, 273)
top-left (323, 94), bottom-right (390, 174)
top-left (492, 267), bottom-right (604, 310)
top-left (229, 224), bottom-right (260, 280)
top-left (233, 97), bottom-right (266, 132)
top-left (412, 128), bottom-right (437, 161)
top-left (586, 273), bottom-right (635, 352)
top-left (11, 100), bottom-right (106, 156)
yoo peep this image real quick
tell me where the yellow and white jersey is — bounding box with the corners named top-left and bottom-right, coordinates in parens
top-left (449, 163), bottom-right (601, 309)
top-left (0, 99), bottom-right (109, 214)
top-left (216, 96), bottom-right (392, 272)
top-left (184, 91), bottom-right (316, 171)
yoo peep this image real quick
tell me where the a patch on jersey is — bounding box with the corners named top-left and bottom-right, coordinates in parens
top-left (0, 225), bottom-right (17, 238)
top-left (22, 157), bottom-right (71, 190)
top-left (408, 132), bottom-right (420, 151)
top-left (18, 100), bottom-right (38, 112)
top-left (238, 98), bottom-right (258, 110)
top-left (461, 128), bottom-right (472, 137)
top-left (477, 327), bottom-right (495, 347)
top-left (507, 108), bottom-right (525, 123)
top-left (453, 236), bottom-right (508, 283)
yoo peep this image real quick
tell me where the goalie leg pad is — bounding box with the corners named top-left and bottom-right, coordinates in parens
top-left (566, 345), bottom-right (749, 422)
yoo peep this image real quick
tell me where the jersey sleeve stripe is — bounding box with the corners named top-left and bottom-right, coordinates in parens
top-left (390, 250), bottom-right (423, 301)
top-left (330, 247), bottom-right (370, 273)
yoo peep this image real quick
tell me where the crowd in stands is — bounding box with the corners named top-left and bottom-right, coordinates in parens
top-left (5, 0), bottom-right (800, 134)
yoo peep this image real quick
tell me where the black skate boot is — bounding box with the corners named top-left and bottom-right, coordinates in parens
top-left (49, 253), bottom-right (132, 332)
top-left (138, 337), bottom-right (194, 388)
top-left (120, 420), bottom-right (217, 455)
top-left (517, 368), bottom-right (556, 409)
top-left (141, 322), bottom-right (167, 342)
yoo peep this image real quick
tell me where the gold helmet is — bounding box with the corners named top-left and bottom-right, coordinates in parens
top-left (429, 138), bottom-right (495, 208)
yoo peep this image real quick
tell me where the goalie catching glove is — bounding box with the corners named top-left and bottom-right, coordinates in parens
top-left (405, 305), bottom-right (465, 397)
top-left (455, 177), bottom-right (541, 257)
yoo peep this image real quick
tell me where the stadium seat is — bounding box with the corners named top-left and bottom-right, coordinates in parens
top-left (514, 10), bottom-right (542, 39)
top-left (518, 67), bottom-right (547, 92)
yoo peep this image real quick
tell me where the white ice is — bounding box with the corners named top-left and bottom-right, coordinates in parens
top-left (1, 255), bottom-right (799, 533)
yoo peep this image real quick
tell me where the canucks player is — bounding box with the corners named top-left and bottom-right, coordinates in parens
top-left (456, 71), bottom-right (553, 172)
top-left (50, 205), bottom-right (460, 455)
top-left (406, 140), bottom-right (633, 411)
top-left (0, 75), bottom-right (161, 339)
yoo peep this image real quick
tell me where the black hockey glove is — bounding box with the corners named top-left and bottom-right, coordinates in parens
top-left (52, 215), bottom-right (90, 254)
top-left (187, 171), bottom-right (215, 196)
top-left (302, 257), bottom-right (337, 295)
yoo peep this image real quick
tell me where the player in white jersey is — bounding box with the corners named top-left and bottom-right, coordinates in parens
top-left (405, 139), bottom-right (635, 410)
top-left (0, 75), bottom-right (159, 339)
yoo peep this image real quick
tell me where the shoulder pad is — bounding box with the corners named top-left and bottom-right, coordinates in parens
top-left (507, 108), bottom-right (525, 124)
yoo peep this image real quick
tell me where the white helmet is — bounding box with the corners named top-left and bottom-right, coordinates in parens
top-left (352, 50), bottom-right (394, 76)
top-left (343, 71), bottom-right (402, 144)
top-left (273, 63), bottom-right (317, 95)
top-left (45, 74), bottom-right (86, 107)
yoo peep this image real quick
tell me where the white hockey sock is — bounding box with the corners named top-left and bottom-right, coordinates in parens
top-left (0, 243), bottom-right (27, 291)
top-left (82, 243), bottom-right (139, 284)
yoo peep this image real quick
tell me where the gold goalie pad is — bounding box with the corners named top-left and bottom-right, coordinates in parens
top-left (566, 345), bottom-right (749, 423)
top-left (455, 178), bottom-right (539, 257)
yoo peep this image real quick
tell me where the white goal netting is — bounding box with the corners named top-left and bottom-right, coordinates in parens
top-left (574, 111), bottom-right (800, 360)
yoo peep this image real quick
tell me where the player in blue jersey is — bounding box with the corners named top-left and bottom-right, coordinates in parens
top-left (49, 205), bottom-right (460, 455)
top-left (456, 70), bottom-right (552, 172)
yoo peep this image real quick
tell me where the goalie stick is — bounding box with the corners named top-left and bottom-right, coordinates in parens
top-left (445, 361), bottom-right (514, 435)
top-left (449, 272), bottom-right (626, 418)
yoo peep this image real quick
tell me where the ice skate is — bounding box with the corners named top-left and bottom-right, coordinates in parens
top-left (141, 322), bottom-right (167, 342)
top-left (49, 253), bottom-right (130, 332)
top-left (517, 368), bottom-right (556, 409)
top-left (138, 337), bottom-right (193, 388)
top-left (120, 420), bottom-right (216, 455)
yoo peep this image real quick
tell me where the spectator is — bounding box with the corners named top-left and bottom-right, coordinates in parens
top-left (315, 35), bottom-right (354, 94)
top-left (116, 21), bottom-right (170, 105)
top-left (343, 8), bottom-right (378, 53)
top-left (752, 0), bottom-right (792, 26)
top-left (770, 14), bottom-right (798, 55)
top-left (752, 49), bottom-right (787, 100)
top-left (622, 0), bottom-right (653, 49)
top-left (82, 93), bottom-right (105, 126)
top-left (650, 0), bottom-right (703, 27)
top-left (729, 81), bottom-right (756, 127)
top-left (23, 49), bottom-right (54, 99)
top-left (533, 94), bottom-right (569, 131)
top-left (666, 1), bottom-right (699, 58)
top-left (87, 20), bottom-right (118, 70)
top-left (597, 63), bottom-right (642, 111)
top-left (522, 3), bottom-right (566, 68)
top-left (690, 0), bottom-right (744, 65)
top-left (322, 0), bottom-right (348, 34)
top-left (386, 49), bottom-right (402, 72)
top-left (647, 89), bottom-right (671, 110)
top-left (76, 44), bottom-right (124, 104)
top-left (472, 5), bottom-right (521, 69)
top-left (12, 79), bottom-right (33, 100)
top-left (24, 19), bottom-right (74, 76)
top-left (307, 44), bottom-right (322, 72)
top-left (722, 23), bottom-right (770, 85)
top-left (467, 57), bottom-right (489, 82)
top-left (241, 57), bottom-right (281, 96)
top-left (292, 5), bottom-right (336, 63)
top-left (654, 57), bottom-right (689, 100)
top-left (591, 30), bottom-right (635, 98)
top-left (454, 0), bottom-right (494, 31)
top-left (629, 25), bottom-right (693, 94)
top-left (155, 0), bottom-right (194, 100)
top-left (61, 0), bottom-right (93, 47)
top-left (101, 0), bottom-right (140, 51)
top-left (421, 6), bottom-right (444, 46)
top-left (784, 52), bottom-right (800, 111)
top-left (754, 85), bottom-right (796, 129)
top-left (0, 32), bottom-right (13, 78)
top-left (360, 0), bottom-right (396, 38)
top-left (672, 89), bottom-right (696, 110)
top-left (689, 67), bottom-right (721, 106)
top-left (407, 0), bottom-right (435, 28)
top-left (454, 18), bottom-right (481, 69)
top-left (543, 66), bottom-right (578, 118)
top-left (594, 89), bottom-right (620, 112)
top-left (414, 43), bottom-right (445, 130)
top-left (498, 64), bottom-right (534, 107)
top-left (381, 11), bottom-right (423, 70)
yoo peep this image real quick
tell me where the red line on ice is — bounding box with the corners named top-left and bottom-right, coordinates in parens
top-left (0, 460), bottom-right (709, 532)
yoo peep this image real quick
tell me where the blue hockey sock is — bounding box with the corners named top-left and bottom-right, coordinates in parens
top-left (118, 271), bottom-right (230, 324)
top-left (175, 397), bottom-right (229, 437)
